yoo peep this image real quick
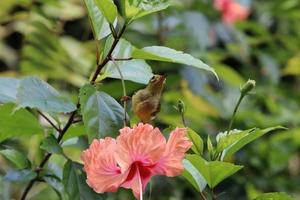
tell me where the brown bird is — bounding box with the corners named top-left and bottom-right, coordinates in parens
top-left (132, 75), bottom-right (166, 123)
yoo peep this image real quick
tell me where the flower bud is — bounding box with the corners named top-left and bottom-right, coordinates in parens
top-left (177, 100), bottom-right (186, 114)
top-left (240, 79), bottom-right (256, 95)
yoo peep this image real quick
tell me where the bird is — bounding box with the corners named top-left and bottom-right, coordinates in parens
top-left (132, 74), bottom-right (166, 123)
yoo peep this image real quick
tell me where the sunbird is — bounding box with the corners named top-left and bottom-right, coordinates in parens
top-left (132, 74), bottom-right (166, 123)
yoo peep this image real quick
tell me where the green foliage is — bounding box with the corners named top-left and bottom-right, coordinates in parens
top-left (221, 126), bottom-right (286, 160)
top-left (121, 0), bottom-right (170, 21)
top-left (83, 0), bottom-right (112, 40)
top-left (94, 0), bottom-right (117, 24)
top-left (185, 154), bottom-right (243, 188)
top-left (0, 149), bottom-right (30, 169)
top-left (17, 77), bottom-right (76, 113)
top-left (4, 170), bottom-right (37, 182)
top-left (132, 46), bottom-right (217, 78)
top-left (0, 78), bottom-right (19, 103)
top-left (182, 159), bottom-right (207, 192)
top-left (187, 128), bottom-right (204, 155)
top-left (102, 36), bottom-right (153, 84)
top-left (63, 160), bottom-right (105, 200)
top-left (40, 135), bottom-right (63, 154)
top-left (254, 192), bottom-right (294, 200)
top-left (0, 104), bottom-right (42, 142)
top-left (79, 84), bottom-right (125, 142)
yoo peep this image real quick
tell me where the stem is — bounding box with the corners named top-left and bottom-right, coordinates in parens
top-left (111, 58), bottom-right (129, 127)
top-left (181, 112), bottom-right (187, 127)
top-left (200, 191), bottom-right (207, 200)
top-left (227, 94), bottom-right (245, 134)
top-left (37, 110), bottom-right (61, 132)
top-left (20, 23), bottom-right (128, 200)
top-left (90, 24), bottom-right (126, 84)
top-left (211, 188), bottom-right (217, 200)
top-left (111, 57), bottom-right (133, 61)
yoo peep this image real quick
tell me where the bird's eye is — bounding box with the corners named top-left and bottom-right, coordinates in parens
top-left (150, 76), bottom-right (156, 82)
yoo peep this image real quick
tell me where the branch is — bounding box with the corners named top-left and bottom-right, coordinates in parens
top-left (20, 24), bottom-right (128, 200)
top-left (37, 111), bottom-right (61, 132)
top-left (90, 24), bottom-right (127, 84)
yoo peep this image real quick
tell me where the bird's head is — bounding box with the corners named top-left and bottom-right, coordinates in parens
top-left (146, 74), bottom-right (166, 94)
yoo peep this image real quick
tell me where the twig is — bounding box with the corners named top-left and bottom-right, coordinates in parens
top-left (111, 58), bottom-right (129, 127)
top-left (37, 110), bottom-right (61, 132)
top-left (211, 188), bottom-right (217, 200)
top-left (90, 24), bottom-right (127, 84)
top-left (110, 57), bottom-right (133, 61)
top-left (200, 191), bottom-right (207, 200)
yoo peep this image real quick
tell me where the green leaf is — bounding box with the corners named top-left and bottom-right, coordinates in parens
top-left (122, 0), bottom-right (170, 21)
top-left (216, 129), bottom-right (255, 154)
top-left (94, 0), bottom-right (117, 23)
top-left (16, 77), bottom-right (76, 113)
top-left (43, 174), bottom-right (66, 200)
top-left (0, 104), bottom-right (42, 142)
top-left (187, 128), bottom-right (204, 155)
top-left (4, 169), bottom-right (37, 182)
top-left (40, 135), bottom-right (63, 154)
top-left (214, 64), bottom-right (245, 86)
top-left (102, 36), bottom-right (153, 84)
top-left (186, 154), bottom-right (243, 188)
top-left (83, 0), bottom-right (113, 40)
top-left (222, 126), bottom-right (286, 160)
top-left (79, 84), bottom-right (125, 142)
top-left (0, 149), bottom-right (30, 169)
top-left (254, 192), bottom-right (293, 200)
top-left (207, 136), bottom-right (213, 154)
top-left (132, 46), bottom-right (217, 78)
top-left (0, 77), bottom-right (20, 104)
top-left (63, 160), bottom-right (106, 200)
top-left (182, 159), bottom-right (207, 192)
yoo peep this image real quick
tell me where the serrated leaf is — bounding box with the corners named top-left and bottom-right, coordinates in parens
top-left (94, 0), bottom-right (117, 23)
top-left (16, 77), bottom-right (76, 113)
top-left (4, 169), bottom-right (37, 182)
top-left (40, 135), bottom-right (63, 154)
top-left (0, 149), bottom-right (30, 169)
top-left (221, 126), bottom-right (286, 160)
top-left (132, 46), bottom-right (217, 78)
top-left (0, 104), bottom-right (42, 142)
top-left (186, 154), bottom-right (243, 188)
top-left (79, 84), bottom-right (125, 142)
top-left (254, 192), bottom-right (293, 200)
top-left (0, 77), bottom-right (20, 104)
top-left (83, 0), bottom-right (113, 40)
top-left (63, 160), bottom-right (106, 200)
top-left (102, 36), bottom-right (153, 84)
top-left (182, 159), bottom-right (207, 192)
top-left (187, 128), bottom-right (204, 155)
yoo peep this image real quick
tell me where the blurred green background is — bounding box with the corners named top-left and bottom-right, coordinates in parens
top-left (0, 0), bottom-right (300, 199)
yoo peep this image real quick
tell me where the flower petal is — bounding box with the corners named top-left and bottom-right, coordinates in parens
top-left (115, 123), bottom-right (166, 172)
top-left (154, 128), bottom-right (192, 176)
top-left (81, 138), bottom-right (128, 193)
top-left (121, 162), bottom-right (153, 199)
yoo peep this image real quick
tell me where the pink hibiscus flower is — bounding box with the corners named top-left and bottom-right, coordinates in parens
top-left (214, 0), bottom-right (250, 25)
top-left (81, 123), bottom-right (192, 199)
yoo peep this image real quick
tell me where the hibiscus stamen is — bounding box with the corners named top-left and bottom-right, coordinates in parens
top-left (137, 164), bottom-right (143, 200)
